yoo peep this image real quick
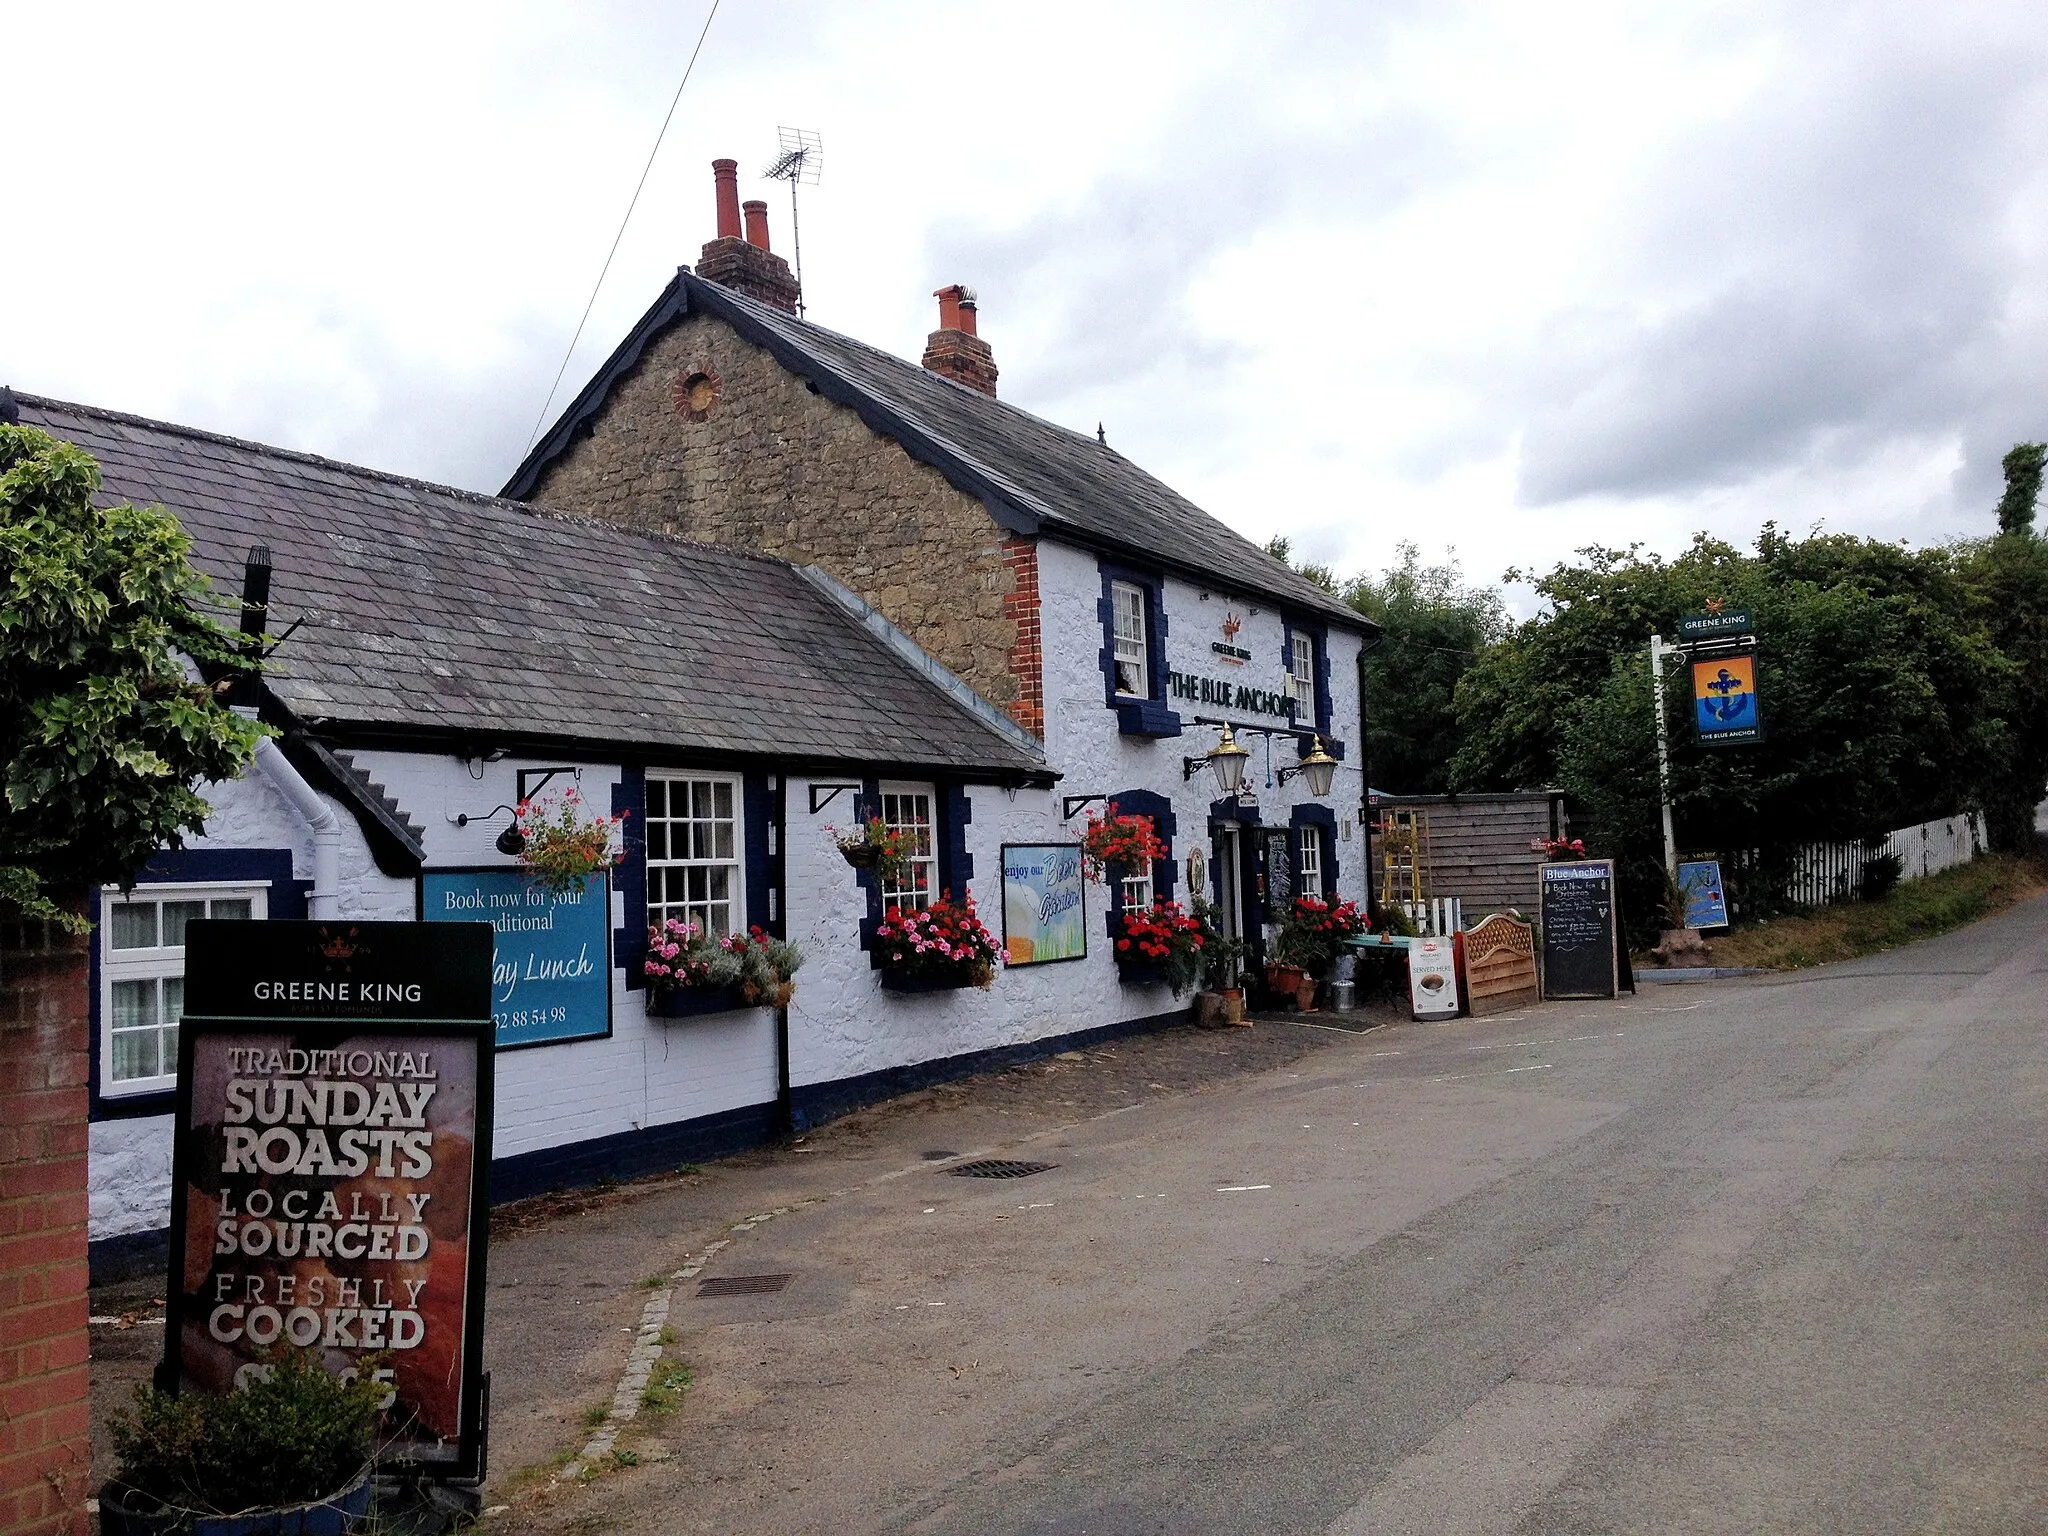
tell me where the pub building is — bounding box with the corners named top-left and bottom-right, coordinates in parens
top-left (7, 164), bottom-right (1374, 1280)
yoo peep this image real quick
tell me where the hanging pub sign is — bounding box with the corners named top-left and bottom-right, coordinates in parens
top-left (419, 869), bottom-right (611, 1048)
top-left (1691, 648), bottom-right (1762, 746)
top-left (1677, 607), bottom-right (1753, 641)
top-left (160, 919), bottom-right (495, 1479)
top-left (1540, 859), bottom-right (1620, 999)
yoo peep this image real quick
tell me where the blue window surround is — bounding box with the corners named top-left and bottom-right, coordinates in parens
top-left (1279, 616), bottom-right (1346, 761)
top-left (89, 848), bottom-right (310, 1123)
top-left (1097, 561), bottom-right (1182, 738)
top-left (1290, 802), bottom-right (1339, 898)
top-left (618, 765), bottom-right (779, 991)
top-left (1100, 789), bottom-right (1177, 938)
top-left (859, 779), bottom-right (973, 968)
top-left (613, 767), bottom-right (648, 989)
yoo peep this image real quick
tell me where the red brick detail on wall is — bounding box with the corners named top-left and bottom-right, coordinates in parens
top-left (0, 908), bottom-right (92, 1536)
top-left (1001, 537), bottom-right (1045, 739)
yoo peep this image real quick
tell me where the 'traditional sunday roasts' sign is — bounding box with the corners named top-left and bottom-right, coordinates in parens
top-left (162, 920), bottom-right (495, 1478)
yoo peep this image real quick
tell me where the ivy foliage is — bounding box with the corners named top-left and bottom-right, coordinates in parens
top-left (0, 424), bottom-right (264, 924)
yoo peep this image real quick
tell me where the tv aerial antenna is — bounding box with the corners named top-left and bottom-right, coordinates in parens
top-left (762, 127), bottom-right (822, 317)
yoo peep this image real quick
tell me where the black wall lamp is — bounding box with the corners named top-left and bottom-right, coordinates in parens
top-left (447, 765), bottom-right (581, 856)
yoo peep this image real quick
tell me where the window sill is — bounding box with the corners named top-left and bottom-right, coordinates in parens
top-left (93, 1086), bottom-right (177, 1120)
top-left (1112, 699), bottom-right (1182, 738)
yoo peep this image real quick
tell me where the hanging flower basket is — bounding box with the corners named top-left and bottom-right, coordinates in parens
top-left (1079, 805), bottom-right (1169, 885)
top-left (1532, 836), bottom-right (1587, 863)
top-left (515, 788), bottom-right (628, 896)
top-left (828, 817), bottom-right (912, 886)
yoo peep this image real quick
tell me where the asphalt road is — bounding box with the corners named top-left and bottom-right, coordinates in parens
top-left (499, 897), bottom-right (2048, 1535)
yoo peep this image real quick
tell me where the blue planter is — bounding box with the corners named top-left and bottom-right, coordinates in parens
top-left (647, 983), bottom-right (757, 1018)
top-left (1115, 961), bottom-right (1167, 988)
top-left (100, 1466), bottom-right (373, 1535)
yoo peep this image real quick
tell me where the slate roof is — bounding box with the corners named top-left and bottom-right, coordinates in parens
top-left (11, 393), bottom-right (1051, 781)
top-left (503, 272), bottom-right (1373, 634)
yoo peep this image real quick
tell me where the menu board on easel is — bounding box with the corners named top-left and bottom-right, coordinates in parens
top-left (1540, 860), bottom-right (1619, 999)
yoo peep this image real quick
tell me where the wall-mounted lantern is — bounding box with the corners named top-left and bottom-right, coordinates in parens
top-left (1277, 736), bottom-right (1339, 798)
top-left (1183, 723), bottom-right (1252, 795)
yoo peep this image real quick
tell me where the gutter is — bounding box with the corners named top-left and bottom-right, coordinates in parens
top-left (240, 708), bottom-right (342, 918)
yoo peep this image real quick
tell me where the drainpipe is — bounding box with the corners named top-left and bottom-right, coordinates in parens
top-left (236, 709), bottom-right (341, 918)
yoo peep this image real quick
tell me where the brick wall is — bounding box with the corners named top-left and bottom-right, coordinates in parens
top-left (0, 909), bottom-right (91, 1536)
top-left (525, 310), bottom-right (1028, 719)
top-left (1000, 537), bottom-right (1044, 738)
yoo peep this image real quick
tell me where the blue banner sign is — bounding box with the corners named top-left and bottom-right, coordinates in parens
top-left (420, 870), bottom-right (611, 1048)
top-left (1677, 859), bottom-right (1729, 930)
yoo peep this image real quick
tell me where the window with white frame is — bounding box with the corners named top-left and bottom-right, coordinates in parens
top-left (645, 773), bottom-right (743, 939)
top-left (1120, 863), bottom-right (1154, 914)
top-left (879, 786), bottom-right (937, 911)
top-left (1288, 632), bottom-right (1318, 718)
top-left (101, 884), bottom-right (265, 1096)
top-left (1297, 827), bottom-right (1324, 900)
top-left (1111, 581), bottom-right (1149, 698)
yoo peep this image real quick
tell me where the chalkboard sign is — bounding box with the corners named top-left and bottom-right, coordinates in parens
top-left (1540, 860), bottom-right (1619, 999)
top-left (1265, 830), bottom-right (1293, 907)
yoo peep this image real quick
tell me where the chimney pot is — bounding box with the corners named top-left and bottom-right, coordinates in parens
top-left (712, 159), bottom-right (742, 241)
top-left (743, 199), bottom-right (771, 251)
top-left (923, 284), bottom-right (998, 396)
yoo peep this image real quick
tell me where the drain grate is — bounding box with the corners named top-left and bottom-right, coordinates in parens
top-left (948, 1159), bottom-right (1057, 1180)
top-left (696, 1273), bottom-right (794, 1298)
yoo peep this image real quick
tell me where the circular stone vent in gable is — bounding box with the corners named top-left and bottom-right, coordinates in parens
top-left (948, 1160), bottom-right (1057, 1180)
top-left (674, 365), bottom-right (723, 421)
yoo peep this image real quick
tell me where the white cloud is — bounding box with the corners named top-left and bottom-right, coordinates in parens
top-left (6, 0), bottom-right (2048, 615)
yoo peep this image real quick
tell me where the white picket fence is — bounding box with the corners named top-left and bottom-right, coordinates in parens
top-left (1400, 896), bottom-right (1464, 936)
top-left (1760, 811), bottom-right (1986, 909)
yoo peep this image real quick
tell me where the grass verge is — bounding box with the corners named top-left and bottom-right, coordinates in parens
top-left (1693, 852), bottom-right (2048, 971)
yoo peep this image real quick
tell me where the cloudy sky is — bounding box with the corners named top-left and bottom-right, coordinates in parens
top-left (8, 1), bottom-right (2047, 606)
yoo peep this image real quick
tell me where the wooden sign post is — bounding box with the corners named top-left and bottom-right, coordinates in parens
top-left (160, 919), bottom-right (496, 1480)
top-left (1540, 860), bottom-right (1621, 999)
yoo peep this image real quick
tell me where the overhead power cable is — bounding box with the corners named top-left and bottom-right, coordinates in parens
top-left (522, 0), bottom-right (722, 455)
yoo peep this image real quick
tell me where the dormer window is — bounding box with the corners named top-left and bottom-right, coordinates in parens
top-left (1111, 581), bottom-right (1149, 698)
top-left (1287, 632), bottom-right (1317, 718)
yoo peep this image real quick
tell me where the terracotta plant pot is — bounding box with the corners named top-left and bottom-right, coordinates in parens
top-left (1293, 974), bottom-right (1319, 1011)
top-left (1196, 988), bottom-right (1247, 1028)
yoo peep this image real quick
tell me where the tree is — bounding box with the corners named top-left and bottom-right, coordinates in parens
top-left (1995, 442), bottom-right (2045, 535)
top-left (1451, 528), bottom-right (2007, 937)
top-left (1340, 544), bottom-right (1507, 793)
top-left (1, 424), bottom-right (263, 924)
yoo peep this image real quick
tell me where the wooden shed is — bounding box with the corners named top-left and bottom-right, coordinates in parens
top-left (1371, 791), bottom-right (1572, 922)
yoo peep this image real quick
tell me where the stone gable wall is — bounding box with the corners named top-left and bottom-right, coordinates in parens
top-left (527, 311), bottom-right (1034, 726)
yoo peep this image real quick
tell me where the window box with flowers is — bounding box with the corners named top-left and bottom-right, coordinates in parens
top-left (514, 788), bottom-right (629, 895)
top-left (643, 918), bottom-right (804, 1018)
top-left (1532, 835), bottom-right (1587, 863)
top-left (1112, 899), bottom-right (1207, 997)
top-left (874, 892), bottom-right (1002, 992)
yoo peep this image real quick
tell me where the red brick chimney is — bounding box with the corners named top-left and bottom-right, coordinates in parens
top-left (922, 284), bottom-right (998, 397)
top-left (697, 160), bottom-right (800, 313)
